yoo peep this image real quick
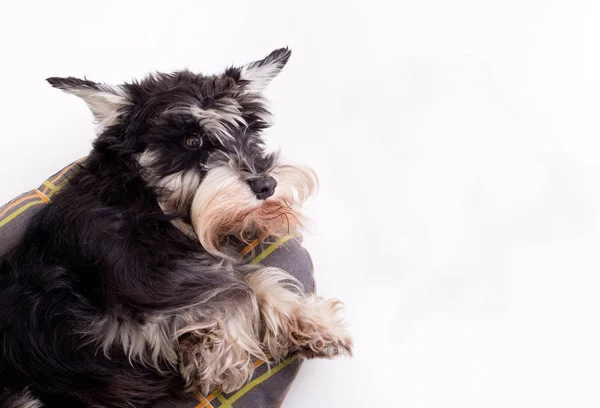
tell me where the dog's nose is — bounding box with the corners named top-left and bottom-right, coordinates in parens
top-left (249, 176), bottom-right (277, 200)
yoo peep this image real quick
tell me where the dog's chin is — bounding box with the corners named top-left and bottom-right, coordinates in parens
top-left (190, 164), bottom-right (317, 259)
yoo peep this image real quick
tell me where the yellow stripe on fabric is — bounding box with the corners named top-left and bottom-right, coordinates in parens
top-left (46, 178), bottom-right (70, 198)
top-left (213, 391), bottom-right (229, 406)
top-left (218, 358), bottom-right (295, 407)
top-left (0, 200), bottom-right (45, 228)
top-left (43, 157), bottom-right (85, 194)
top-left (0, 194), bottom-right (39, 218)
top-left (42, 180), bottom-right (56, 192)
top-left (250, 234), bottom-right (296, 265)
top-left (0, 173), bottom-right (73, 229)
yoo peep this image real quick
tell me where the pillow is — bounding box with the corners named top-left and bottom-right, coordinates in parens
top-left (0, 159), bottom-right (315, 408)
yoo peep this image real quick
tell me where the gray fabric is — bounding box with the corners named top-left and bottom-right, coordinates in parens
top-left (0, 191), bottom-right (40, 255)
top-left (152, 360), bottom-right (304, 408)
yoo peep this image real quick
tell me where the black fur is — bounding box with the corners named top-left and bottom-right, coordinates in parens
top-left (0, 48), bottom-right (291, 407)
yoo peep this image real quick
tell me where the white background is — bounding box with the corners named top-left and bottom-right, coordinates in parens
top-left (2, 1), bottom-right (600, 407)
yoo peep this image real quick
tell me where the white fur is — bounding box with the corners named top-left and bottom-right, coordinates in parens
top-left (85, 292), bottom-right (263, 373)
top-left (190, 99), bottom-right (246, 144)
top-left (190, 165), bottom-right (259, 258)
top-left (4, 389), bottom-right (43, 408)
top-left (65, 84), bottom-right (131, 133)
top-left (156, 171), bottom-right (202, 212)
top-left (84, 314), bottom-right (177, 372)
top-left (177, 301), bottom-right (265, 394)
top-left (136, 150), bottom-right (202, 214)
top-left (240, 63), bottom-right (283, 92)
top-left (248, 267), bottom-right (353, 360)
top-left (271, 163), bottom-right (318, 203)
top-left (136, 148), bottom-right (318, 257)
top-left (250, 94), bottom-right (274, 125)
top-left (190, 163), bottom-right (316, 259)
top-left (136, 150), bottom-right (160, 169)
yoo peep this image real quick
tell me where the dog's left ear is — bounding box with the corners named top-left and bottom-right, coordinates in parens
top-left (239, 47), bottom-right (292, 92)
top-left (46, 77), bottom-right (132, 128)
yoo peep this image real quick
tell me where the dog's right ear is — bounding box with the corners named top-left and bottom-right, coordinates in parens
top-left (238, 47), bottom-right (292, 93)
top-left (47, 77), bottom-right (132, 130)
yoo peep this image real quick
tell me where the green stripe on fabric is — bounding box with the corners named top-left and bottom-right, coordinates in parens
top-left (219, 359), bottom-right (295, 407)
top-left (250, 234), bottom-right (296, 265)
top-left (0, 200), bottom-right (45, 228)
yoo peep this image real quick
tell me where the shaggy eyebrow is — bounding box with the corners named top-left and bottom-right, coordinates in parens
top-left (159, 107), bottom-right (195, 119)
top-left (157, 109), bottom-right (199, 129)
top-left (157, 107), bottom-right (234, 148)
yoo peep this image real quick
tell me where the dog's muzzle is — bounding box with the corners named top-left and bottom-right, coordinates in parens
top-left (190, 164), bottom-right (317, 258)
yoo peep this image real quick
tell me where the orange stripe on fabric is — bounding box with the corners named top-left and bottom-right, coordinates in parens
top-left (50, 158), bottom-right (84, 184)
top-left (240, 237), bottom-right (262, 257)
top-left (0, 193), bottom-right (39, 218)
top-left (43, 158), bottom-right (84, 193)
top-left (239, 231), bottom-right (271, 257)
top-left (194, 392), bottom-right (215, 408)
top-left (34, 189), bottom-right (50, 204)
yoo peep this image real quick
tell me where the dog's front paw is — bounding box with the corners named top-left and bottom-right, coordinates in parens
top-left (288, 297), bottom-right (353, 359)
top-left (178, 328), bottom-right (258, 395)
top-left (248, 268), bottom-right (353, 362)
top-left (260, 294), bottom-right (353, 361)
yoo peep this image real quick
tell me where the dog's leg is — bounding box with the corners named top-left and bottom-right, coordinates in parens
top-left (247, 267), bottom-right (353, 361)
top-left (0, 388), bottom-right (44, 408)
top-left (176, 301), bottom-right (266, 395)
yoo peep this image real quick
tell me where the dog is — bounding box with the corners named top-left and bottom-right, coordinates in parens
top-left (0, 48), bottom-right (352, 408)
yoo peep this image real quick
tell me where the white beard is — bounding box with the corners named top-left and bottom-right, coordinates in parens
top-left (190, 163), bottom-right (317, 258)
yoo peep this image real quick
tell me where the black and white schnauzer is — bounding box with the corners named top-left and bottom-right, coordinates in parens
top-left (0, 48), bottom-right (352, 408)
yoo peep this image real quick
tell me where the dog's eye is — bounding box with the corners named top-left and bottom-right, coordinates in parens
top-left (184, 134), bottom-right (202, 149)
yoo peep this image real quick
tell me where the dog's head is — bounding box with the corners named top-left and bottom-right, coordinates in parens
top-left (47, 48), bottom-right (316, 258)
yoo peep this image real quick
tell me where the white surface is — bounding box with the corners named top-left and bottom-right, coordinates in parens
top-left (1, 1), bottom-right (600, 407)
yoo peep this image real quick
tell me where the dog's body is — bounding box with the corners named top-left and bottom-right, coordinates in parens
top-left (0, 49), bottom-right (351, 408)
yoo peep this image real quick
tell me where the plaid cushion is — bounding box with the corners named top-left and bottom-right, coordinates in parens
top-left (0, 159), bottom-right (314, 408)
